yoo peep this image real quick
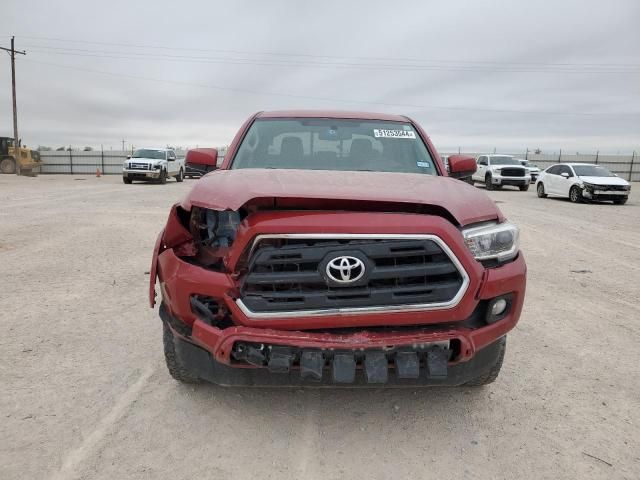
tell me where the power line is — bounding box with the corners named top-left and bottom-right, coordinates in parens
top-left (21, 58), bottom-right (640, 118)
top-left (14, 34), bottom-right (640, 68)
top-left (21, 45), bottom-right (640, 74)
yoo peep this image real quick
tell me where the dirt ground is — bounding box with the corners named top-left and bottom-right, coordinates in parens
top-left (1, 174), bottom-right (639, 480)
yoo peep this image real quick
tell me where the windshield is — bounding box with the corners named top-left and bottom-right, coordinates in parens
top-left (132, 149), bottom-right (166, 160)
top-left (572, 165), bottom-right (615, 177)
top-left (231, 118), bottom-right (438, 175)
top-left (490, 156), bottom-right (521, 166)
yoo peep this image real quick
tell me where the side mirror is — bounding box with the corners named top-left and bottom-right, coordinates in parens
top-left (447, 155), bottom-right (477, 179)
top-left (126, 155), bottom-right (131, 159)
top-left (185, 148), bottom-right (218, 174)
top-left (560, 172), bottom-right (570, 178)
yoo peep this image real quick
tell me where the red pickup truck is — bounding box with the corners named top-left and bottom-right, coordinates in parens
top-left (150, 111), bottom-right (526, 387)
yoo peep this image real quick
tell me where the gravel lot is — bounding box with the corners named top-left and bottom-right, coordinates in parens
top-left (1, 175), bottom-right (639, 480)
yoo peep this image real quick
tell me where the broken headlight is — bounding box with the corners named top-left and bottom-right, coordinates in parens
top-left (462, 222), bottom-right (519, 263)
top-left (189, 207), bottom-right (241, 248)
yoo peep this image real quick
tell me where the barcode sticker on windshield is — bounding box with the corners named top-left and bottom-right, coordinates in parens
top-left (373, 129), bottom-right (416, 139)
top-left (417, 161), bottom-right (431, 168)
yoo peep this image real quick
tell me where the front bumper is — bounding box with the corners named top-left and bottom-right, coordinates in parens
top-left (582, 189), bottom-right (629, 201)
top-left (166, 315), bottom-right (507, 386)
top-left (492, 175), bottom-right (530, 186)
top-left (123, 169), bottom-right (161, 179)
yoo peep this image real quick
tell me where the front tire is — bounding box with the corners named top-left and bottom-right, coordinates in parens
top-left (519, 184), bottom-right (530, 192)
top-left (123, 176), bottom-right (132, 184)
top-left (163, 322), bottom-right (201, 384)
top-left (159, 169), bottom-right (167, 185)
top-left (613, 198), bottom-right (628, 205)
top-left (537, 183), bottom-right (547, 198)
top-left (485, 173), bottom-right (495, 191)
top-left (465, 337), bottom-right (506, 386)
top-left (0, 157), bottom-right (17, 174)
top-left (569, 185), bottom-right (582, 203)
top-left (175, 168), bottom-right (184, 182)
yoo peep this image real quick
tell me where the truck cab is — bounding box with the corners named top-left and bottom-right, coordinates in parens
top-left (122, 147), bottom-right (184, 184)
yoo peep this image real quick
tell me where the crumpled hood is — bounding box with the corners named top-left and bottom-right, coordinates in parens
top-left (579, 175), bottom-right (630, 186)
top-left (182, 169), bottom-right (501, 226)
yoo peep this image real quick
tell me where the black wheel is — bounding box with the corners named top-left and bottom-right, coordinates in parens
top-left (0, 156), bottom-right (17, 174)
top-left (122, 176), bottom-right (133, 184)
top-left (485, 173), bottom-right (495, 191)
top-left (465, 337), bottom-right (506, 386)
top-left (163, 321), bottom-right (201, 384)
top-left (464, 176), bottom-right (474, 185)
top-left (176, 168), bottom-right (184, 182)
top-left (569, 185), bottom-right (582, 203)
top-left (519, 184), bottom-right (530, 192)
top-left (537, 182), bottom-right (547, 198)
top-left (613, 198), bottom-right (628, 205)
top-left (159, 169), bottom-right (167, 184)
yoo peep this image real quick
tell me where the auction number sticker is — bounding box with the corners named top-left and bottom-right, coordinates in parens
top-left (373, 129), bottom-right (416, 139)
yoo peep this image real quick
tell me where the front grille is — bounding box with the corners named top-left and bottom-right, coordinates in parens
top-left (239, 236), bottom-right (466, 315)
top-left (129, 162), bottom-right (150, 170)
top-left (500, 168), bottom-right (525, 177)
top-left (597, 184), bottom-right (628, 191)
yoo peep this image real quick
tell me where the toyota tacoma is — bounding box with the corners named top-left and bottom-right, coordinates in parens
top-left (150, 111), bottom-right (526, 387)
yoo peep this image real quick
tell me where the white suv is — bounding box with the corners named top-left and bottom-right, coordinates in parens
top-left (123, 148), bottom-right (185, 184)
top-left (472, 155), bottom-right (530, 191)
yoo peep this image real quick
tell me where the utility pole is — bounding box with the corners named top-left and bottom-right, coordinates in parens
top-left (121, 139), bottom-right (126, 152)
top-left (1, 36), bottom-right (26, 175)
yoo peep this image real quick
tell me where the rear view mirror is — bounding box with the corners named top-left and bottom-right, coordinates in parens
top-left (561, 172), bottom-right (570, 178)
top-left (447, 155), bottom-right (477, 179)
top-left (185, 148), bottom-right (218, 174)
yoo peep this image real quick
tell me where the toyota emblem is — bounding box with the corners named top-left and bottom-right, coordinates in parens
top-left (326, 256), bottom-right (366, 284)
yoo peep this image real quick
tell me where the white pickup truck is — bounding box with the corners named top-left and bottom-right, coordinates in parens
top-left (471, 154), bottom-right (530, 191)
top-left (122, 148), bottom-right (184, 184)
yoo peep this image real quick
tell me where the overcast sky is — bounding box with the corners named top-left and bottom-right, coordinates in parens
top-left (1, 0), bottom-right (639, 153)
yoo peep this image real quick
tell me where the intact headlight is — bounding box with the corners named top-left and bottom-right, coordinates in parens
top-left (462, 222), bottom-right (519, 262)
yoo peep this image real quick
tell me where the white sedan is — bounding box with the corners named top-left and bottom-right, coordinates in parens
top-left (535, 163), bottom-right (630, 204)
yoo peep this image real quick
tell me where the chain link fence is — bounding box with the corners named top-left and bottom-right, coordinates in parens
top-left (37, 149), bottom-right (638, 181)
top-left (37, 149), bottom-right (227, 175)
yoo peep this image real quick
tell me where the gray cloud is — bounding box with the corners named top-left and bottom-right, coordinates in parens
top-left (1, 0), bottom-right (639, 153)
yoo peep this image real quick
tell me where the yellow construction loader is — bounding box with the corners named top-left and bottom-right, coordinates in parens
top-left (0, 137), bottom-right (42, 175)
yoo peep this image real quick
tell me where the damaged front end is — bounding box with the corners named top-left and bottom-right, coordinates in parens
top-left (150, 199), bottom-right (525, 386)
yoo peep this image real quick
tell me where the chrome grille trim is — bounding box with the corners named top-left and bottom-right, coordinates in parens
top-left (236, 233), bottom-right (470, 319)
